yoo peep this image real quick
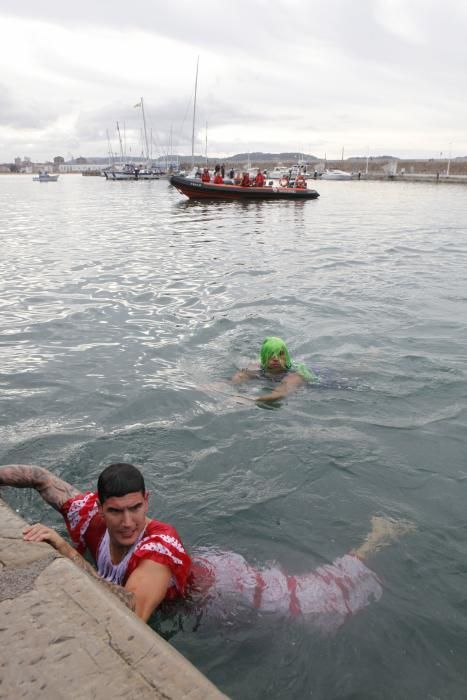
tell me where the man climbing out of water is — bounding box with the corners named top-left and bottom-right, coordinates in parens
top-left (0, 463), bottom-right (414, 629)
top-left (0, 463), bottom-right (191, 621)
top-left (232, 336), bottom-right (317, 402)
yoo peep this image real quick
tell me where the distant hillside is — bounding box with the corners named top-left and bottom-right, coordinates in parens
top-left (221, 152), bottom-right (319, 163)
top-left (66, 152), bottom-right (319, 165)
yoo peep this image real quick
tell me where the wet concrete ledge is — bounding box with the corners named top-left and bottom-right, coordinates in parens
top-left (0, 497), bottom-right (227, 700)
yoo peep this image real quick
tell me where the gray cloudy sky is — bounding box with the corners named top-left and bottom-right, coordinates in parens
top-left (1, 0), bottom-right (466, 161)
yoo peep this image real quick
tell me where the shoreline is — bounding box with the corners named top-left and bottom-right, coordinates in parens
top-left (3, 171), bottom-right (467, 185)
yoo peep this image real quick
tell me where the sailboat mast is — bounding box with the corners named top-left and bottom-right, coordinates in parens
top-left (140, 97), bottom-right (150, 164)
top-left (106, 129), bottom-right (114, 166)
top-left (169, 124), bottom-right (173, 172)
top-left (191, 56), bottom-right (199, 167)
top-left (116, 122), bottom-right (124, 162)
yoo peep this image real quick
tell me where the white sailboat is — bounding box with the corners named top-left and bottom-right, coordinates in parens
top-left (320, 169), bottom-right (353, 180)
top-left (104, 100), bottom-right (160, 180)
top-left (136, 98), bottom-right (160, 179)
top-left (318, 150), bottom-right (353, 180)
top-left (104, 121), bottom-right (139, 180)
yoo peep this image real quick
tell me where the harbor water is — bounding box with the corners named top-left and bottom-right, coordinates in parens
top-left (1, 174), bottom-right (467, 699)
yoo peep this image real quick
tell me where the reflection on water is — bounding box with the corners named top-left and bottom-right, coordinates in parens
top-left (1, 175), bottom-right (467, 698)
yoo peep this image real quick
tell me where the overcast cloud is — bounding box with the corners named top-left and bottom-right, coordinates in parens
top-left (0, 0), bottom-right (466, 162)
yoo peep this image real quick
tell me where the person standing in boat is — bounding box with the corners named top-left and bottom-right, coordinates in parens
top-left (213, 167), bottom-right (223, 185)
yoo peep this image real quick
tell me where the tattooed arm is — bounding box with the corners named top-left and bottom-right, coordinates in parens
top-left (3, 467), bottom-right (137, 614)
top-left (0, 464), bottom-right (79, 511)
top-left (23, 523), bottom-right (136, 613)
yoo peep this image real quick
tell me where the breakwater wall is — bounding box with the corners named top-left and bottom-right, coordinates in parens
top-left (327, 158), bottom-right (467, 178)
top-left (0, 497), bottom-right (227, 700)
top-left (251, 158), bottom-right (467, 180)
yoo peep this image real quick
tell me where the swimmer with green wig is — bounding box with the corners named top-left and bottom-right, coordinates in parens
top-left (232, 336), bottom-right (317, 403)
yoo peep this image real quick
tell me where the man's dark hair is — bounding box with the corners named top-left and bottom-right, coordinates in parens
top-left (97, 463), bottom-right (146, 504)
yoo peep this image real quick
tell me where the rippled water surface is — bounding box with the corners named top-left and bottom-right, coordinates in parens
top-left (1, 174), bottom-right (467, 699)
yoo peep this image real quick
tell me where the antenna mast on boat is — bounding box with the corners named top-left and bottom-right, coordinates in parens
top-left (205, 121), bottom-right (208, 166)
top-left (191, 56), bottom-right (199, 167)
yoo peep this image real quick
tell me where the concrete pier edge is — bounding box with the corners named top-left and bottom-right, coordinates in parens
top-left (0, 497), bottom-right (227, 699)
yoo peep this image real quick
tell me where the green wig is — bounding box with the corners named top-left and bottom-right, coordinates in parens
top-left (259, 336), bottom-right (317, 382)
top-left (260, 337), bottom-right (292, 370)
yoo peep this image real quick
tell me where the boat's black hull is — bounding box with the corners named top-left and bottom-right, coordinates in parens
top-left (170, 175), bottom-right (319, 201)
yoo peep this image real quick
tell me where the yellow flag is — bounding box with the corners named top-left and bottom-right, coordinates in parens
top-left (133, 101), bottom-right (141, 108)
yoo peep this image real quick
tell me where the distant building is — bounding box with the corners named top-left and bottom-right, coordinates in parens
top-left (13, 156), bottom-right (33, 173)
top-left (58, 161), bottom-right (104, 173)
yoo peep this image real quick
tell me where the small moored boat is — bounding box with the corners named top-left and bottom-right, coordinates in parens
top-left (170, 175), bottom-right (320, 201)
top-left (103, 163), bottom-right (162, 180)
top-left (320, 169), bottom-right (353, 180)
top-left (33, 171), bottom-right (59, 182)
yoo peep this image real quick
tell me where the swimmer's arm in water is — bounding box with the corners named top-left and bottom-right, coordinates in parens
top-left (231, 370), bottom-right (249, 384)
top-left (256, 373), bottom-right (305, 402)
top-left (231, 367), bottom-right (258, 384)
top-left (0, 464), bottom-right (79, 511)
top-left (23, 523), bottom-right (137, 613)
top-left (201, 367), bottom-right (257, 392)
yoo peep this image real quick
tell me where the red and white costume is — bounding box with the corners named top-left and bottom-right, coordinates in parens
top-left (61, 493), bottom-right (382, 628)
top-left (190, 549), bottom-right (382, 630)
top-left (61, 493), bottom-right (191, 599)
